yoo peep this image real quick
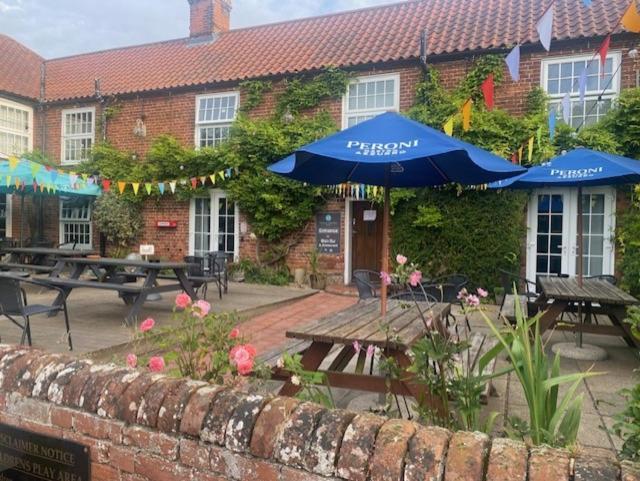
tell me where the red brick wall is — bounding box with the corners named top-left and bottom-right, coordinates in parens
top-left (0, 345), bottom-right (632, 481)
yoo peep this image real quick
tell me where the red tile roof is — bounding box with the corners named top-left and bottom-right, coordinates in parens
top-left (2, 0), bottom-right (633, 102)
top-left (0, 34), bottom-right (43, 101)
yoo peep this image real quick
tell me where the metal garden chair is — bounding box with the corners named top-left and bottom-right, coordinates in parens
top-left (353, 269), bottom-right (381, 300)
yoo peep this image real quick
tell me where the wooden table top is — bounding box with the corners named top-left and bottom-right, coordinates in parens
top-left (1, 247), bottom-right (96, 257)
top-left (63, 257), bottom-right (195, 270)
top-left (286, 299), bottom-right (451, 349)
top-left (538, 276), bottom-right (639, 306)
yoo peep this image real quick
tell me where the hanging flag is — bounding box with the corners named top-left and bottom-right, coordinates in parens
top-left (598, 35), bottom-right (611, 74)
top-left (561, 92), bottom-right (571, 123)
top-left (145, 183), bottom-right (153, 195)
top-left (5, 176), bottom-right (9, 188)
top-left (481, 74), bottom-right (495, 110)
top-left (30, 163), bottom-right (41, 176)
top-left (578, 65), bottom-right (588, 102)
top-left (50, 170), bottom-right (58, 183)
top-left (443, 117), bottom-right (454, 136)
top-left (536, 4), bottom-right (554, 51)
top-left (169, 181), bottom-right (177, 194)
top-left (69, 173), bottom-right (78, 186)
top-left (131, 183), bottom-right (140, 195)
top-left (225, 168), bottom-right (232, 178)
top-left (199, 176), bottom-right (207, 186)
top-left (209, 174), bottom-right (217, 185)
top-left (102, 179), bottom-right (111, 192)
top-left (505, 45), bottom-right (521, 82)
top-left (517, 145), bottom-right (524, 164)
top-left (32, 181), bottom-right (38, 191)
top-left (528, 136), bottom-right (535, 163)
top-left (536, 126), bottom-right (543, 149)
top-left (81, 173), bottom-right (89, 182)
top-left (218, 171), bottom-right (225, 181)
top-left (622, 0), bottom-right (640, 33)
top-left (8, 156), bottom-right (18, 171)
top-left (360, 184), bottom-right (365, 199)
top-left (158, 182), bottom-right (165, 195)
top-left (462, 99), bottom-right (473, 131)
top-left (549, 109), bottom-right (557, 140)
top-left (511, 152), bottom-right (518, 164)
top-left (117, 181), bottom-right (127, 194)
top-left (190, 177), bottom-right (198, 189)
top-left (583, 0), bottom-right (592, 6)
top-left (87, 176), bottom-right (95, 185)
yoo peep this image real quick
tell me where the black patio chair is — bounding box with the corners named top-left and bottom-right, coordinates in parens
top-left (208, 251), bottom-right (229, 294)
top-left (184, 255), bottom-right (212, 300)
top-left (498, 269), bottom-right (539, 315)
top-left (587, 274), bottom-right (617, 285)
top-left (0, 275), bottom-right (73, 350)
top-left (429, 274), bottom-right (470, 329)
top-left (353, 269), bottom-right (381, 300)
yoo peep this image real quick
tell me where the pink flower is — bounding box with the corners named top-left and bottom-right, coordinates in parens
top-left (236, 358), bottom-right (254, 376)
top-left (366, 344), bottom-right (375, 358)
top-left (229, 327), bottom-right (240, 339)
top-left (353, 340), bottom-right (361, 353)
top-left (192, 300), bottom-right (211, 318)
top-left (148, 356), bottom-right (165, 372)
top-left (230, 344), bottom-right (257, 369)
top-left (139, 318), bottom-right (155, 333)
top-left (409, 270), bottom-right (422, 287)
top-left (477, 287), bottom-right (489, 298)
top-left (126, 353), bottom-right (137, 369)
top-left (466, 294), bottom-right (480, 307)
top-left (380, 271), bottom-right (392, 286)
top-left (396, 254), bottom-right (408, 265)
top-left (456, 288), bottom-right (468, 300)
top-left (175, 293), bottom-right (192, 309)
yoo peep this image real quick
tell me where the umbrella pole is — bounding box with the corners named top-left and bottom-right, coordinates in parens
top-left (577, 186), bottom-right (584, 348)
top-left (381, 186), bottom-right (390, 315)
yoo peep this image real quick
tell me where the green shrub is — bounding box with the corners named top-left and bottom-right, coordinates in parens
top-left (231, 259), bottom-right (291, 286)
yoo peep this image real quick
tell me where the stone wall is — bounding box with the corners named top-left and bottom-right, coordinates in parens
top-left (0, 345), bottom-right (636, 481)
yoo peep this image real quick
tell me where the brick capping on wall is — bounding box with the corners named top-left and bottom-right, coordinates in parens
top-left (0, 345), bottom-right (636, 481)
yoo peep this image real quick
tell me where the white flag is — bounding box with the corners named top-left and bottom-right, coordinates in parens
top-left (561, 92), bottom-right (571, 124)
top-left (536, 5), bottom-right (554, 51)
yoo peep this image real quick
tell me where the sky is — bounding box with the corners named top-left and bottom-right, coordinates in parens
top-left (0, 0), bottom-right (397, 58)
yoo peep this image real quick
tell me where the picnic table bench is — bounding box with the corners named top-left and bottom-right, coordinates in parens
top-left (0, 247), bottom-right (97, 276)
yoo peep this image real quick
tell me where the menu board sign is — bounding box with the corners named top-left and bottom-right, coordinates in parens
top-left (316, 212), bottom-right (341, 254)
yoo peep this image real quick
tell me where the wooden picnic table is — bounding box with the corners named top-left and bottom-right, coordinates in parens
top-left (269, 298), bottom-right (451, 410)
top-left (44, 257), bottom-right (198, 325)
top-left (536, 276), bottom-right (639, 347)
top-left (0, 246), bottom-right (97, 276)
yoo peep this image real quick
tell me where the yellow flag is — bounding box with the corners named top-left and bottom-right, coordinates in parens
top-left (462, 99), bottom-right (472, 131)
top-left (117, 181), bottom-right (127, 194)
top-left (443, 117), bottom-right (454, 136)
top-left (622, 0), bottom-right (640, 33)
top-left (527, 136), bottom-right (534, 163)
top-left (200, 176), bottom-right (207, 186)
top-left (8, 156), bottom-right (19, 171)
top-left (169, 181), bottom-right (177, 194)
top-left (14, 178), bottom-right (20, 189)
top-left (132, 182), bottom-right (140, 195)
top-left (218, 171), bottom-right (225, 181)
top-left (145, 183), bottom-right (153, 195)
top-left (209, 174), bottom-right (217, 185)
top-left (518, 145), bottom-right (524, 164)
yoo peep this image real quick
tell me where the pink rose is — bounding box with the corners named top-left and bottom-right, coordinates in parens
top-left (192, 300), bottom-right (211, 318)
top-left (175, 293), bottom-right (192, 309)
top-left (457, 288), bottom-right (468, 300)
top-left (396, 254), bottom-right (407, 265)
top-left (236, 358), bottom-right (254, 376)
top-left (380, 271), bottom-right (392, 286)
top-left (477, 287), bottom-right (488, 298)
top-left (366, 344), bottom-right (375, 358)
top-left (139, 318), bottom-right (155, 333)
top-left (409, 270), bottom-right (422, 287)
top-left (126, 353), bottom-right (137, 369)
top-left (229, 327), bottom-right (240, 339)
top-left (466, 294), bottom-right (480, 307)
top-left (229, 344), bottom-right (256, 367)
top-left (353, 340), bottom-right (361, 353)
top-left (148, 356), bottom-right (165, 372)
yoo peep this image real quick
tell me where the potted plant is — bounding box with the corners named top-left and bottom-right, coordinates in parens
top-left (307, 249), bottom-right (326, 290)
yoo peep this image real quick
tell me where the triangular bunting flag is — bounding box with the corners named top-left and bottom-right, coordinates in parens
top-left (537, 126), bottom-right (543, 149)
top-left (190, 177), bottom-right (198, 189)
top-left (5, 176), bottom-right (10, 188)
top-left (169, 181), bottom-right (177, 194)
top-left (81, 173), bottom-right (89, 181)
top-left (598, 35), bottom-right (611, 74)
top-left (481, 74), bottom-right (495, 110)
top-left (209, 174), bottom-right (217, 185)
top-left (583, 0), bottom-right (591, 6)
top-left (30, 163), bottom-right (41, 176)
top-left (117, 181), bottom-right (127, 194)
top-left (145, 183), bottom-right (153, 195)
top-left (622, 0), bottom-right (640, 33)
top-left (8, 156), bottom-right (18, 171)
top-left (561, 92), bottom-right (571, 123)
top-left (69, 174), bottom-right (78, 186)
top-left (102, 179), bottom-right (111, 192)
top-left (199, 176), bottom-right (207, 186)
top-left (527, 136), bottom-right (534, 163)
top-left (549, 109), bottom-right (557, 140)
top-left (443, 117), bottom-right (454, 136)
top-left (32, 181), bottom-right (38, 191)
top-left (87, 176), bottom-right (95, 185)
top-left (225, 168), bottom-right (232, 178)
top-left (39, 183), bottom-right (45, 193)
top-left (14, 178), bottom-right (20, 189)
top-left (536, 4), bottom-right (554, 51)
top-left (218, 171), bottom-right (225, 181)
top-left (461, 99), bottom-right (473, 131)
top-left (505, 45), bottom-right (520, 82)
top-left (132, 183), bottom-right (140, 195)
top-left (158, 182), bottom-right (165, 195)
top-left (517, 145), bottom-right (524, 164)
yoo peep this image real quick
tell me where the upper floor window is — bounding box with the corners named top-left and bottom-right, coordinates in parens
top-left (342, 73), bottom-right (400, 129)
top-left (541, 53), bottom-right (621, 129)
top-left (61, 107), bottom-right (95, 165)
top-left (195, 92), bottom-right (239, 148)
top-left (0, 98), bottom-right (32, 156)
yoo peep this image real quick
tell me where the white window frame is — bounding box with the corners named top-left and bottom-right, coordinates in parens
top-left (188, 189), bottom-right (240, 260)
top-left (61, 107), bottom-right (95, 165)
top-left (540, 52), bottom-right (621, 128)
top-left (341, 73), bottom-right (400, 130)
top-left (59, 198), bottom-right (93, 248)
top-left (194, 92), bottom-right (239, 149)
top-left (0, 96), bottom-right (33, 156)
top-left (0, 194), bottom-right (12, 239)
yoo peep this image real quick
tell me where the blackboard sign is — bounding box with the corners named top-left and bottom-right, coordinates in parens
top-left (316, 212), bottom-right (341, 254)
top-left (0, 423), bottom-right (90, 481)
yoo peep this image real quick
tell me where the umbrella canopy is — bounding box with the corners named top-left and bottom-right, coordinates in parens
top-left (489, 148), bottom-right (640, 189)
top-left (269, 112), bottom-right (525, 314)
top-left (268, 112), bottom-right (525, 187)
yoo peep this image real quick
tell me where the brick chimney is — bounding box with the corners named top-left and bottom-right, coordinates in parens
top-left (188, 0), bottom-right (231, 38)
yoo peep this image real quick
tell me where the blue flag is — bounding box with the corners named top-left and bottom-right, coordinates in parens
top-left (505, 45), bottom-right (520, 82)
top-left (583, 0), bottom-right (592, 6)
top-left (158, 182), bottom-right (165, 195)
top-left (549, 109), bottom-right (557, 140)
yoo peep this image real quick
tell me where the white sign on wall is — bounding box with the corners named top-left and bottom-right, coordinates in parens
top-left (139, 244), bottom-right (155, 256)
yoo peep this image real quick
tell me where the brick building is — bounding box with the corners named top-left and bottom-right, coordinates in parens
top-left (0, 0), bottom-right (638, 284)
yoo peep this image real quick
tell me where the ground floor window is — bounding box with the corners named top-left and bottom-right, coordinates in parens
top-left (189, 190), bottom-right (239, 259)
top-left (0, 195), bottom-right (10, 239)
top-left (526, 187), bottom-right (615, 281)
top-left (59, 198), bottom-right (92, 248)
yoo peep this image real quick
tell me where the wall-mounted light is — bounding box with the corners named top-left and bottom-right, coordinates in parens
top-left (133, 118), bottom-right (147, 138)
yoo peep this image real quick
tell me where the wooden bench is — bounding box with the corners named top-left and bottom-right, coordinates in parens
top-left (42, 277), bottom-right (144, 293)
top-left (0, 262), bottom-right (55, 273)
top-left (500, 294), bottom-right (529, 324)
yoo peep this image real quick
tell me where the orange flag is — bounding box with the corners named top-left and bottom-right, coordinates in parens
top-left (622, 0), bottom-right (640, 33)
top-left (117, 181), bottom-right (127, 194)
top-left (462, 99), bottom-right (473, 131)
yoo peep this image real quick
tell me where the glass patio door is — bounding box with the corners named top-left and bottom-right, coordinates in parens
top-left (190, 190), bottom-right (239, 260)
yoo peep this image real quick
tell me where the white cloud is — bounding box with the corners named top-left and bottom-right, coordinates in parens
top-left (0, 0), bottom-right (22, 13)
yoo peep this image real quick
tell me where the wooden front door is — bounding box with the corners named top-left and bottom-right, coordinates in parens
top-left (351, 201), bottom-right (383, 274)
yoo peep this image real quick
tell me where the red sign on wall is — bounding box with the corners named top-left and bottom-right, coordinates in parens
top-left (156, 220), bottom-right (177, 228)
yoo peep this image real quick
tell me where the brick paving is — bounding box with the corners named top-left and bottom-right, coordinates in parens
top-left (241, 292), bottom-right (357, 354)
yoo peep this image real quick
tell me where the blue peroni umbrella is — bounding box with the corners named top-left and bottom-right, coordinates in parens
top-left (269, 112), bottom-right (525, 314)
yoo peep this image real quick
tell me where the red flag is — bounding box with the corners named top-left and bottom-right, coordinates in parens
top-left (511, 152), bottom-right (518, 164)
top-left (190, 177), bottom-right (198, 189)
top-left (481, 74), bottom-right (495, 110)
top-left (598, 35), bottom-right (611, 74)
top-left (102, 179), bottom-right (111, 192)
